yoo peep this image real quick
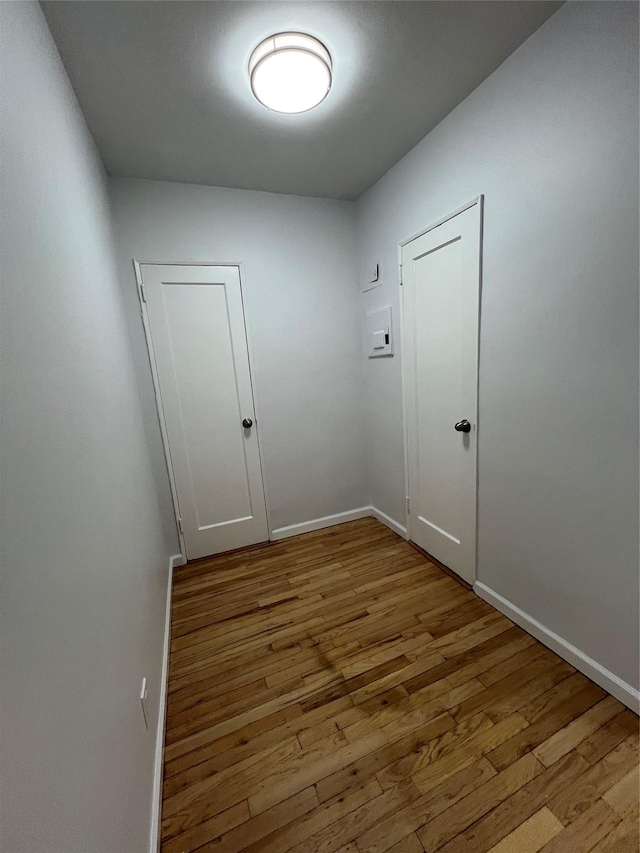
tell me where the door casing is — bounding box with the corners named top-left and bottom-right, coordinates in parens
top-left (398, 196), bottom-right (483, 583)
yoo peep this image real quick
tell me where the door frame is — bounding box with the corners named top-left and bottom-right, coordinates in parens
top-left (133, 260), bottom-right (271, 560)
top-left (397, 195), bottom-right (484, 582)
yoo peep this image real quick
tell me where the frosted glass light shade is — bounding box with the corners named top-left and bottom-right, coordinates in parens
top-left (249, 33), bottom-right (332, 114)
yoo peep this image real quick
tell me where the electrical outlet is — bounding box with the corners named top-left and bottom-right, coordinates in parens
top-left (140, 677), bottom-right (150, 730)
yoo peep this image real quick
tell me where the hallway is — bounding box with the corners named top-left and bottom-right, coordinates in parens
top-left (161, 519), bottom-right (639, 853)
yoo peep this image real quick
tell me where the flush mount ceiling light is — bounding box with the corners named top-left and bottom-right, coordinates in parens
top-left (249, 33), bottom-right (332, 114)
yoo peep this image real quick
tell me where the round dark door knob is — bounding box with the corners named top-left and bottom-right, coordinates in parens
top-left (454, 419), bottom-right (471, 433)
top-left (242, 418), bottom-right (253, 429)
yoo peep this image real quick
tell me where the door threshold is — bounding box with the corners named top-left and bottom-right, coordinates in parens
top-left (408, 541), bottom-right (473, 590)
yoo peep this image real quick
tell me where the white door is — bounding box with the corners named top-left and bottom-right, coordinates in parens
top-left (139, 264), bottom-right (268, 560)
top-left (401, 200), bottom-right (482, 583)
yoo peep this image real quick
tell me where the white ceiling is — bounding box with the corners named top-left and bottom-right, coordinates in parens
top-left (42, 1), bottom-right (562, 200)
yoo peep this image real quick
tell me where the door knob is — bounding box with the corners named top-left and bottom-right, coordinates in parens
top-left (242, 418), bottom-right (253, 429)
top-left (454, 419), bottom-right (471, 433)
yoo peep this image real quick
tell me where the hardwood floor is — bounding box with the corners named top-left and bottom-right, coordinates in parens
top-left (161, 518), bottom-right (639, 853)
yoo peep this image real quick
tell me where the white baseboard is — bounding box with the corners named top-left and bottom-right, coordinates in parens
top-left (370, 506), bottom-right (408, 539)
top-left (171, 552), bottom-right (187, 569)
top-left (149, 553), bottom-right (180, 853)
top-left (270, 507), bottom-right (372, 541)
top-left (474, 581), bottom-right (640, 714)
top-left (271, 506), bottom-right (409, 542)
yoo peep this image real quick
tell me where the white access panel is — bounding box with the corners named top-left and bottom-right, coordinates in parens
top-left (361, 262), bottom-right (381, 293)
top-left (366, 305), bottom-right (393, 357)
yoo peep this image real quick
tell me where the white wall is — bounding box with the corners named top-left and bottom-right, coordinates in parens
top-left (357, 1), bottom-right (639, 691)
top-left (0, 5), bottom-right (173, 850)
top-left (2, 9), bottom-right (637, 850)
top-left (109, 178), bottom-right (367, 534)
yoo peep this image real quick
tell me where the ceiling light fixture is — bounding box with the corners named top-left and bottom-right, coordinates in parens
top-left (249, 32), bottom-right (332, 114)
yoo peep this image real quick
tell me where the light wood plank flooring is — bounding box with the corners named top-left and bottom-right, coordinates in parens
top-left (161, 518), bottom-right (639, 853)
